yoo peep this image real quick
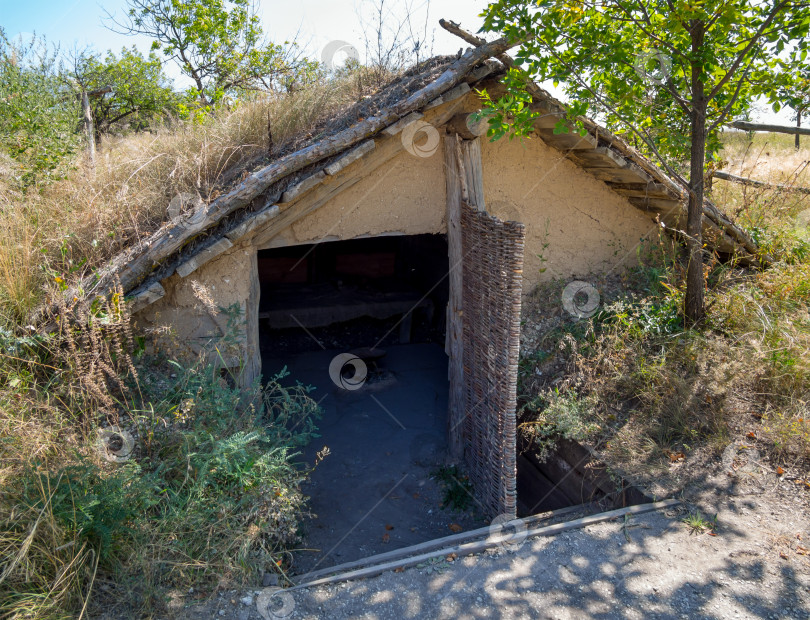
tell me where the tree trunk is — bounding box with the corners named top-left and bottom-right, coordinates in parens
top-left (797, 110), bottom-right (802, 150)
top-left (81, 90), bottom-right (96, 166)
top-left (685, 21), bottom-right (707, 325)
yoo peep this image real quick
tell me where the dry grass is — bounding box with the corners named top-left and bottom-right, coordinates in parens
top-left (0, 69), bottom-right (394, 325)
top-left (517, 132), bottom-right (810, 476)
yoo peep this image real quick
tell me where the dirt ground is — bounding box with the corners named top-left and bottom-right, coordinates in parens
top-left (261, 341), bottom-right (487, 575)
top-left (164, 436), bottom-right (810, 620)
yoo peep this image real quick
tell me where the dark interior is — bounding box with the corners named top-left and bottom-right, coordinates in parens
top-left (257, 234), bottom-right (449, 353)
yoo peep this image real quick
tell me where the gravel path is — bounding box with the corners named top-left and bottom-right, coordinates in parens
top-left (173, 480), bottom-right (810, 620)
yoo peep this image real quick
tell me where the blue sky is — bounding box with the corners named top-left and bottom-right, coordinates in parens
top-left (0, 0), bottom-right (487, 70)
top-left (0, 0), bottom-right (787, 123)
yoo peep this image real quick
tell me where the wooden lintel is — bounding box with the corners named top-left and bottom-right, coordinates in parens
top-left (176, 237), bottom-right (234, 278)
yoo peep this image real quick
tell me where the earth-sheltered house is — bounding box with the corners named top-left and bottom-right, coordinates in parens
top-left (80, 44), bottom-right (759, 520)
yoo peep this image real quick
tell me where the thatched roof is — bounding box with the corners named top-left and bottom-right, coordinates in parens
top-left (56, 39), bottom-right (760, 313)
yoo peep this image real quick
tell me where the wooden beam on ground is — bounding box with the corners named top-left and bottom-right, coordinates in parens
top-left (289, 500), bottom-right (680, 590)
top-left (728, 120), bottom-right (810, 137)
top-left (444, 133), bottom-right (464, 460)
top-left (713, 170), bottom-right (810, 195)
top-left (296, 503), bottom-right (585, 583)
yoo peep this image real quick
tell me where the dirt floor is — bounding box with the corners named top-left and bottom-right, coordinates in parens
top-left (261, 341), bottom-right (487, 575)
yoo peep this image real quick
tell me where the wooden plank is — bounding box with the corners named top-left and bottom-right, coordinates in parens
top-left (465, 60), bottom-right (500, 82)
top-left (324, 140), bottom-right (375, 175)
top-left (382, 112), bottom-right (424, 136)
top-left (444, 133), bottom-right (464, 460)
top-left (728, 120), bottom-right (810, 136)
top-left (225, 204), bottom-right (280, 242)
top-left (280, 170), bottom-right (326, 203)
top-left (176, 237), bottom-right (234, 278)
top-left (568, 146), bottom-right (630, 169)
top-left (289, 500), bottom-right (680, 590)
top-left (441, 82), bottom-right (471, 104)
top-left (296, 503), bottom-right (585, 583)
top-left (627, 196), bottom-right (684, 213)
top-left (536, 128), bottom-right (597, 150)
top-left (586, 165), bottom-right (656, 185)
top-left (714, 170), bottom-right (810, 194)
top-left (606, 182), bottom-right (672, 199)
top-left (458, 138), bottom-right (486, 211)
top-left (128, 281), bottom-right (165, 314)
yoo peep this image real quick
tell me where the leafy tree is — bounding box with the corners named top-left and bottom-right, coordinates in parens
top-left (106, 0), bottom-right (319, 105)
top-left (0, 30), bottom-right (80, 187)
top-left (480, 0), bottom-right (810, 323)
top-left (70, 47), bottom-right (179, 144)
top-left (774, 61), bottom-right (810, 149)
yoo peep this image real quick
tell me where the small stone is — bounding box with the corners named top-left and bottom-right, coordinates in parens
top-left (218, 611), bottom-right (225, 617)
top-left (262, 572), bottom-right (279, 587)
top-left (240, 595), bottom-right (254, 606)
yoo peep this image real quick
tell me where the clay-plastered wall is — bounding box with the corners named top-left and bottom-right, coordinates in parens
top-left (261, 147), bottom-right (448, 249)
top-left (133, 244), bottom-right (257, 373)
top-left (480, 135), bottom-right (659, 292)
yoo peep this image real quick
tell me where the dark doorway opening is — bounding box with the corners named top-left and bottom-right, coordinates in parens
top-left (258, 234), bottom-right (487, 574)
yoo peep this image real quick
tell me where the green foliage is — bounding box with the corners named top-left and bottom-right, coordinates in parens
top-left (0, 30), bottom-right (80, 187)
top-left (432, 465), bottom-right (475, 512)
top-left (479, 0), bottom-right (810, 167)
top-left (71, 46), bottom-right (179, 139)
top-left (521, 389), bottom-right (600, 461)
top-left (115, 0), bottom-right (321, 104)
